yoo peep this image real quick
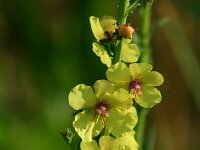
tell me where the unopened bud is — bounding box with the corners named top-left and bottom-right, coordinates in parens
top-left (118, 23), bottom-right (135, 39)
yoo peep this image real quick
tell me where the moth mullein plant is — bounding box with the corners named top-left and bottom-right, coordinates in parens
top-left (66, 1), bottom-right (164, 149)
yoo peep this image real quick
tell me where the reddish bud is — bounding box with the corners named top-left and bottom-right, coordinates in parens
top-left (118, 23), bottom-right (135, 39)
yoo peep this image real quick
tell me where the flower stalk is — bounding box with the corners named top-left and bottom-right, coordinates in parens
top-left (135, 2), bottom-right (153, 150)
top-left (114, 0), bottom-right (141, 64)
top-left (66, 1), bottom-right (164, 150)
top-left (114, 0), bottom-right (129, 64)
top-left (139, 2), bottom-right (152, 63)
top-left (118, 0), bottom-right (129, 24)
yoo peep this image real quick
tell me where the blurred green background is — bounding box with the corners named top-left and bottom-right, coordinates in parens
top-left (0, 0), bottom-right (200, 150)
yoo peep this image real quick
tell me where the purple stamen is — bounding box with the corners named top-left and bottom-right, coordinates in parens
top-left (129, 80), bottom-right (143, 96)
top-left (96, 101), bottom-right (110, 117)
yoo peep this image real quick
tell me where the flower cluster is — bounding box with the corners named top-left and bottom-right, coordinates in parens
top-left (68, 16), bottom-right (164, 150)
top-left (90, 16), bottom-right (140, 67)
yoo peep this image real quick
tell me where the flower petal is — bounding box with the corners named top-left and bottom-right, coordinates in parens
top-left (73, 110), bottom-right (104, 142)
top-left (106, 62), bottom-right (132, 84)
top-left (92, 42), bottom-right (112, 67)
top-left (100, 16), bottom-right (116, 34)
top-left (106, 107), bottom-right (138, 137)
top-left (129, 63), bottom-right (152, 79)
top-left (115, 131), bottom-right (139, 150)
top-left (99, 136), bottom-right (115, 150)
top-left (121, 39), bottom-right (140, 63)
top-left (92, 115), bottom-right (105, 137)
top-left (109, 88), bottom-right (132, 109)
top-left (81, 140), bottom-right (100, 150)
top-left (89, 16), bottom-right (106, 40)
top-left (142, 71), bottom-right (164, 86)
top-left (115, 82), bottom-right (129, 91)
top-left (93, 80), bottom-right (115, 100)
top-left (135, 86), bottom-right (162, 108)
top-left (68, 84), bottom-right (97, 110)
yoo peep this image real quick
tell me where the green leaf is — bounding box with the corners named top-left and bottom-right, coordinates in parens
top-left (61, 127), bottom-right (81, 148)
top-left (106, 107), bottom-right (138, 137)
top-left (68, 84), bottom-right (97, 110)
top-left (106, 62), bottom-right (131, 84)
top-left (92, 42), bottom-right (112, 67)
top-left (81, 140), bottom-right (100, 150)
top-left (73, 110), bottom-right (104, 142)
top-left (135, 86), bottom-right (162, 108)
top-left (129, 63), bottom-right (152, 79)
top-left (60, 128), bottom-right (74, 144)
top-left (89, 16), bottom-right (106, 41)
top-left (93, 80), bottom-right (115, 100)
top-left (121, 39), bottom-right (140, 63)
top-left (142, 71), bottom-right (164, 86)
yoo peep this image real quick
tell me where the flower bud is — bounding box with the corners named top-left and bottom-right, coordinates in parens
top-left (118, 23), bottom-right (135, 39)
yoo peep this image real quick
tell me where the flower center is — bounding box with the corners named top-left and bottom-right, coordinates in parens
top-left (129, 80), bottom-right (143, 96)
top-left (95, 101), bottom-right (109, 117)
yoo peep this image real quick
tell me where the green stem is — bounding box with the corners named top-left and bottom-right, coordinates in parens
top-left (135, 108), bottom-right (150, 150)
top-left (114, 0), bottom-right (129, 63)
top-left (135, 3), bottom-right (152, 150)
top-left (113, 41), bottom-right (123, 64)
top-left (126, 0), bottom-right (141, 15)
top-left (118, 0), bottom-right (129, 24)
top-left (139, 2), bottom-right (152, 63)
top-left (140, 4), bottom-right (151, 47)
